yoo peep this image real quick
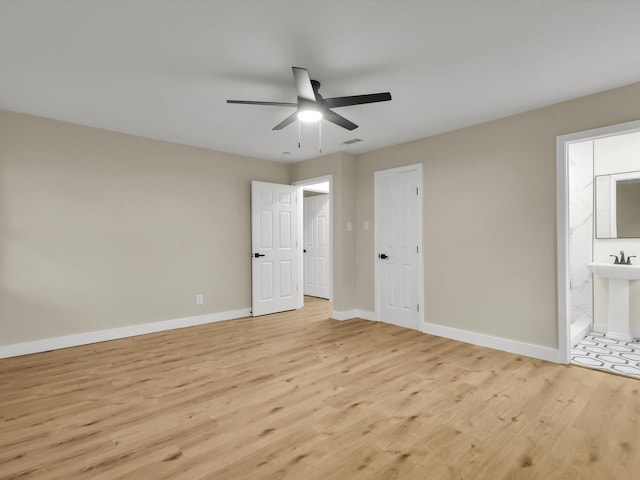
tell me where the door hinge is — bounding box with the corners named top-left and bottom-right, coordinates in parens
top-left (417, 304), bottom-right (420, 312)
top-left (417, 245), bottom-right (419, 254)
top-left (416, 187), bottom-right (419, 195)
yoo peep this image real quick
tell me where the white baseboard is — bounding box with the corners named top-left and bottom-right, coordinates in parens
top-left (331, 309), bottom-right (377, 322)
top-left (421, 321), bottom-right (561, 363)
top-left (356, 310), bottom-right (377, 322)
top-left (0, 308), bottom-right (251, 359)
top-left (571, 321), bottom-right (592, 347)
top-left (331, 309), bottom-right (357, 321)
top-left (593, 323), bottom-right (640, 339)
top-left (8, 307), bottom-right (565, 363)
top-left (332, 311), bottom-right (562, 362)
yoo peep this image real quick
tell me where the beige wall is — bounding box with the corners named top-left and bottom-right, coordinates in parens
top-left (0, 110), bottom-right (289, 345)
top-left (5, 79), bottom-right (640, 352)
top-left (290, 152), bottom-right (357, 312)
top-left (356, 81), bottom-right (640, 349)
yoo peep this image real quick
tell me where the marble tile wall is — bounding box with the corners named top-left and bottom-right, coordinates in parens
top-left (568, 140), bottom-right (594, 327)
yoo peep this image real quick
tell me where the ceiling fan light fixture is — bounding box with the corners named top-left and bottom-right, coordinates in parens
top-left (297, 109), bottom-right (323, 123)
top-left (227, 67), bottom-right (391, 133)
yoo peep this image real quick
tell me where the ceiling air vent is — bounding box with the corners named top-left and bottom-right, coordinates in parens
top-left (343, 138), bottom-right (363, 145)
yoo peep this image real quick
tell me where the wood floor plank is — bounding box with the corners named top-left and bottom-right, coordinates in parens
top-left (2, 296), bottom-right (640, 479)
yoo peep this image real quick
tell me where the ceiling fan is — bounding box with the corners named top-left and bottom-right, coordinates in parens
top-left (227, 67), bottom-right (392, 131)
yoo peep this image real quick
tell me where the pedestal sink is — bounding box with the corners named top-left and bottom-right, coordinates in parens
top-left (588, 262), bottom-right (640, 342)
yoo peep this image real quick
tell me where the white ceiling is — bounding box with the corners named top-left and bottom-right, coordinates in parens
top-left (2, 1), bottom-right (640, 163)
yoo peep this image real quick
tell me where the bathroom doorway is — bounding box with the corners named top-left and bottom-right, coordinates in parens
top-left (558, 121), bottom-right (640, 377)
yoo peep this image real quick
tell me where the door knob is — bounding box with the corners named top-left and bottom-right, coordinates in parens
top-left (378, 253), bottom-right (388, 259)
top-left (254, 253), bottom-right (266, 258)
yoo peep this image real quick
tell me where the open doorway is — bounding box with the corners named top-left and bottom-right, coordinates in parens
top-left (557, 119), bottom-right (640, 377)
top-left (293, 176), bottom-right (333, 306)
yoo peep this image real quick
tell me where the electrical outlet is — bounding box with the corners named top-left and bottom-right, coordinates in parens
top-left (195, 294), bottom-right (204, 305)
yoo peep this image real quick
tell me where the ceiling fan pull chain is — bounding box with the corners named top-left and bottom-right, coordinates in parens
top-left (298, 120), bottom-right (301, 149)
top-left (319, 120), bottom-right (322, 153)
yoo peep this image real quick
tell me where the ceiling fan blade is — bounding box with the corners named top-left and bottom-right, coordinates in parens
top-left (227, 100), bottom-right (297, 107)
top-left (292, 67), bottom-right (316, 101)
top-left (324, 92), bottom-right (392, 108)
top-left (272, 112), bottom-right (298, 130)
top-left (323, 109), bottom-right (358, 131)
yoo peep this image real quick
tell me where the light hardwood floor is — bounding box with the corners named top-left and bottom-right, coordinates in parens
top-left (1, 297), bottom-right (639, 479)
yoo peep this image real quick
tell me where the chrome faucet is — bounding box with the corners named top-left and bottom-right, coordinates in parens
top-left (620, 251), bottom-right (626, 264)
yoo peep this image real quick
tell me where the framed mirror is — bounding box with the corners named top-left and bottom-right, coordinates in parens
top-left (595, 170), bottom-right (640, 238)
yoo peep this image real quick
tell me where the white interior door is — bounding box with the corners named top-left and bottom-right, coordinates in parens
top-left (304, 194), bottom-right (331, 299)
top-left (375, 165), bottom-right (423, 330)
top-left (251, 181), bottom-right (300, 316)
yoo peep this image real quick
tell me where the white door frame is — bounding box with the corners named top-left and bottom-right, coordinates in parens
top-left (374, 163), bottom-right (424, 329)
top-left (292, 175), bottom-right (334, 302)
top-left (556, 119), bottom-right (640, 363)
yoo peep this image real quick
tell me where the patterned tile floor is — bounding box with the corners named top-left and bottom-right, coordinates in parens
top-left (572, 331), bottom-right (640, 378)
